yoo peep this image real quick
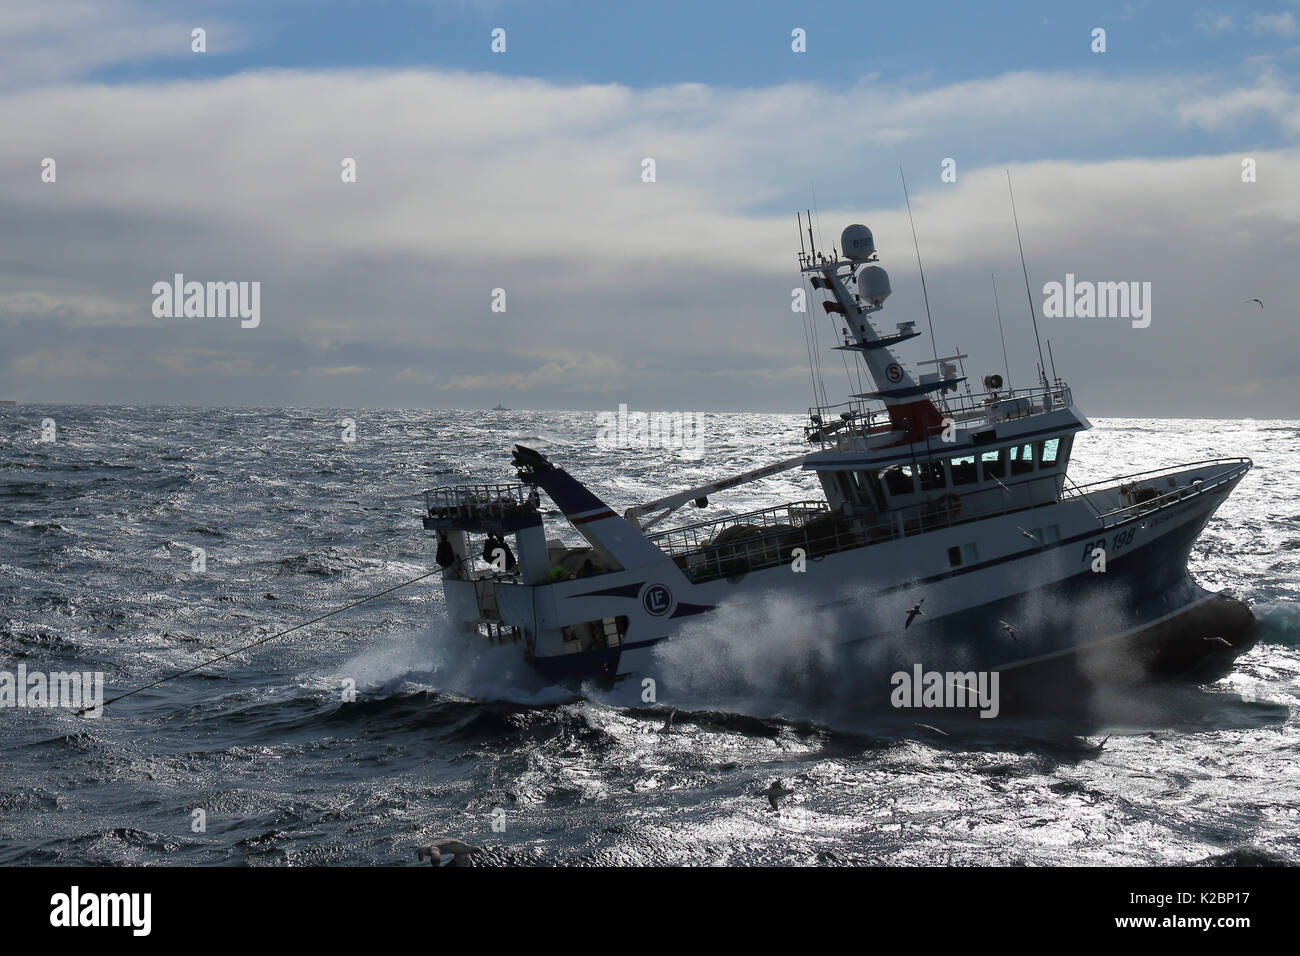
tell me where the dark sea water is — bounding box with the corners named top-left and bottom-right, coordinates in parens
top-left (1, 406), bottom-right (1297, 866)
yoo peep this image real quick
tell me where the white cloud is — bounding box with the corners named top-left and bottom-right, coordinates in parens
top-left (1, 66), bottom-right (1298, 414)
top-left (1178, 73), bottom-right (1298, 130)
top-left (1194, 11), bottom-right (1235, 35)
top-left (0, 291), bottom-right (129, 321)
top-left (440, 354), bottom-right (626, 392)
top-left (0, 0), bottom-right (246, 90)
top-left (1253, 11), bottom-right (1300, 38)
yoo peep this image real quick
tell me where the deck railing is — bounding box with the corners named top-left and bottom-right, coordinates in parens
top-left (807, 382), bottom-right (1073, 448)
top-left (647, 500), bottom-right (829, 555)
top-left (423, 460), bottom-right (1248, 586)
top-left (662, 457), bottom-right (1250, 583)
top-left (677, 517), bottom-right (866, 582)
top-left (1065, 458), bottom-right (1251, 529)
top-left (423, 482), bottom-right (540, 520)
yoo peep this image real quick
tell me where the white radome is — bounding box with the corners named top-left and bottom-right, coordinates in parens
top-left (841, 223), bottom-right (875, 261)
top-left (857, 265), bottom-right (891, 306)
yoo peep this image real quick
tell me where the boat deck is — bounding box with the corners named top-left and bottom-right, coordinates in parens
top-left (645, 458), bottom-right (1249, 584)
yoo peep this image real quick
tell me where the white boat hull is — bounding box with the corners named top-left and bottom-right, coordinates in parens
top-left (471, 459), bottom-right (1252, 697)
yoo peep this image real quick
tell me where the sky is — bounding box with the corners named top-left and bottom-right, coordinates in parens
top-left (1, 0), bottom-right (1298, 416)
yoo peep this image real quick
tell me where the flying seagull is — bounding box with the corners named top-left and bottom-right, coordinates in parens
top-left (915, 722), bottom-right (949, 737)
top-left (905, 598), bottom-right (925, 629)
top-left (1018, 527), bottom-right (1039, 543)
top-left (991, 474), bottom-right (1012, 494)
top-left (761, 779), bottom-right (794, 811)
top-left (416, 837), bottom-right (484, 867)
top-left (1204, 635), bottom-right (1234, 648)
top-left (1000, 620), bottom-right (1017, 642)
top-left (1247, 298), bottom-right (1264, 308)
top-left (945, 676), bottom-right (980, 698)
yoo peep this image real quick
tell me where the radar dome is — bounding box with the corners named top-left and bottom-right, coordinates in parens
top-left (841, 224), bottom-right (875, 261)
top-left (857, 265), bottom-right (891, 307)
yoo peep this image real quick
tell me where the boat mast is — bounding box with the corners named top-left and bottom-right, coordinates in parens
top-left (800, 225), bottom-right (953, 444)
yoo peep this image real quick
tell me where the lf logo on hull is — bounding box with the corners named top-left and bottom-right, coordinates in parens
top-left (642, 584), bottom-right (673, 616)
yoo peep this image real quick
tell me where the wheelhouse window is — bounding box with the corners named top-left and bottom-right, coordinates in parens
top-left (1009, 443), bottom-right (1034, 476)
top-left (949, 454), bottom-right (978, 486)
top-left (1038, 437), bottom-right (1061, 469)
top-left (917, 459), bottom-right (947, 492)
top-left (980, 448), bottom-right (1005, 481)
top-left (838, 470), bottom-right (881, 509)
top-left (881, 465), bottom-right (914, 496)
top-left (837, 472), bottom-right (858, 504)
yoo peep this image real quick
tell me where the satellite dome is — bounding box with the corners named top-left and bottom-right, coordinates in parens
top-left (841, 224), bottom-right (875, 262)
top-left (857, 265), bottom-right (891, 307)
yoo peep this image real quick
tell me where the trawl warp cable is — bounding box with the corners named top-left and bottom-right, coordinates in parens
top-left (82, 565), bottom-right (451, 715)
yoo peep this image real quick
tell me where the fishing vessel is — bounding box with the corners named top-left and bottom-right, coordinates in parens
top-left (422, 221), bottom-right (1254, 705)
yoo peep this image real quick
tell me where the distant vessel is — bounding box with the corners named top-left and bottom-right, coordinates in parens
top-left (492, 404), bottom-right (510, 411)
top-left (422, 221), bottom-right (1254, 705)
top-left (0, 400), bottom-right (16, 406)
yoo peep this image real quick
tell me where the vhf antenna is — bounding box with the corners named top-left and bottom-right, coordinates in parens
top-left (1006, 169), bottom-right (1047, 386)
top-left (992, 272), bottom-right (1012, 389)
top-left (900, 166), bottom-right (940, 366)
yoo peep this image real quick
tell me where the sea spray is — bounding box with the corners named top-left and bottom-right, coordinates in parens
top-left (642, 587), bottom-right (924, 723)
top-left (336, 622), bottom-right (572, 707)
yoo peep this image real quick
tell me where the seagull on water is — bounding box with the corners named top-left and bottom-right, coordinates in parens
top-left (905, 598), bottom-right (925, 629)
top-left (416, 837), bottom-right (484, 867)
top-left (761, 779), bottom-right (794, 811)
top-left (657, 708), bottom-right (677, 734)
